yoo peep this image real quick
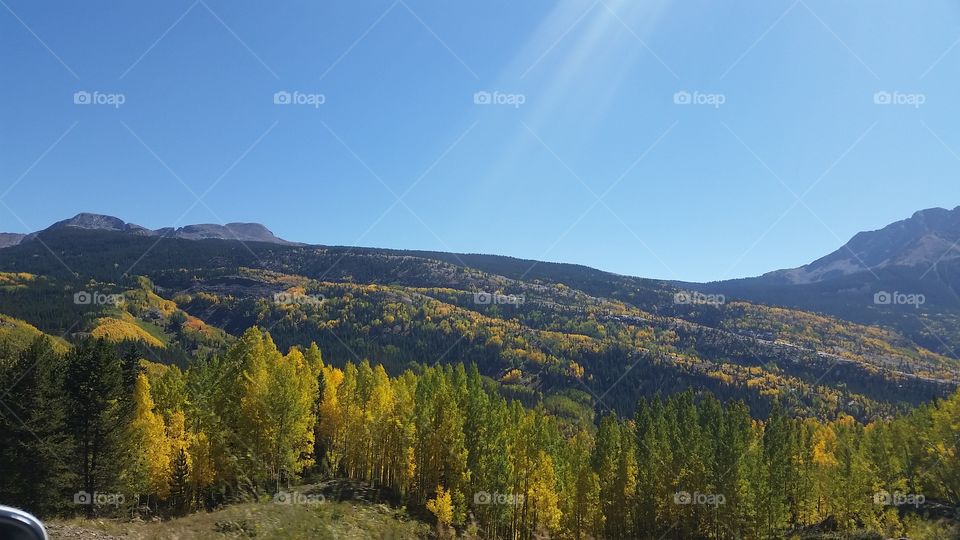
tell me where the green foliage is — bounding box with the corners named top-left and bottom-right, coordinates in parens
top-left (0, 337), bottom-right (75, 514)
top-left (0, 226), bottom-right (954, 425)
top-left (0, 322), bottom-right (958, 538)
top-left (64, 337), bottom-right (125, 516)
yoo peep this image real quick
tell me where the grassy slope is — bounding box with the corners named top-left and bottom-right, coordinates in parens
top-left (46, 499), bottom-right (430, 540)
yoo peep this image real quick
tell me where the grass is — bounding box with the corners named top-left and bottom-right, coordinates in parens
top-left (46, 499), bottom-right (431, 540)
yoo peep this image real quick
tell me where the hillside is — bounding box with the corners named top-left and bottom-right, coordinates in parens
top-left (1, 214), bottom-right (959, 539)
top-left (691, 207), bottom-right (960, 356)
top-left (0, 217), bottom-right (956, 421)
top-left (45, 490), bottom-right (429, 540)
top-left (7, 336), bottom-right (959, 540)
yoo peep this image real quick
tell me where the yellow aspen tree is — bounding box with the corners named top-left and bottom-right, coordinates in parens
top-left (264, 348), bottom-right (319, 488)
top-left (317, 365), bottom-right (345, 472)
top-left (811, 419), bottom-right (839, 521)
top-left (237, 329), bottom-right (284, 487)
top-left (528, 451), bottom-right (562, 535)
top-left (368, 364), bottom-right (394, 485)
top-left (188, 430), bottom-right (216, 501)
top-left (426, 484), bottom-right (455, 538)
top-left (126, 373), bottom-right (171, 501)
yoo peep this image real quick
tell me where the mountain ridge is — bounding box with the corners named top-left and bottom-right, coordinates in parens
top-left (0, 209), bottom-right (957, 421)
top-left (761, 205), bottom-right (960, 285)
top-left (6, 212), bottom-right (298, 247)
top-left (688, 205), bottom-right (960, 357)
top-left (6, 207), bottom-right (958, 284)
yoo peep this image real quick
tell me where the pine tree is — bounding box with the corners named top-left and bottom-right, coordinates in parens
top-left (760, 403), bottom-right (794, 536)
top-left (0, 337), bottom-right (75, 516)
top-left (594, 412), bottom-right (624, 538)
top-left (169, 447), bottom-right (191, 515)
top-left (634, 396), bottom-right (670, 539)
top-left (64, 338), bottom-right (124, 517)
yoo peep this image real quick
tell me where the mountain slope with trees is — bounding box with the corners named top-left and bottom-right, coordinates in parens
top-left (0, 218), bottom-right (956, 421)
top-left (1, 213), bottom-right (959, 538)
top-left (1, 328), bottom-right (958, 539)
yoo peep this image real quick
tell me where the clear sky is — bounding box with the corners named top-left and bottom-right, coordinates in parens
top-left (1, 0), bottom-right (958, 282)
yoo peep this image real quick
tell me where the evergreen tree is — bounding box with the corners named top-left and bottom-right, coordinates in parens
top-left (759, 403), bottom-right (794, 536)
top-left (64, 338), bottom-right (124, 517)
top-left (169, 447), bottom-right (191, 515)
top-left (0, 337), bottom-right (75, 516)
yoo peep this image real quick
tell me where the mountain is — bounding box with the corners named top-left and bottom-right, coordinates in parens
top-left (0, 233), bottom-right (25, 248)
top-left (764, 206), bottom-right (960, 285)
top-left (48, 212), bottom-right (151, 234)
top-left (172, 222), bottom-right (294, 243)
top-left (4, 212), bottom-right (297, 246)
top-left (692, 206), bottom-right (960, 357)
top-left (0, 212), bottom-right (957, 423)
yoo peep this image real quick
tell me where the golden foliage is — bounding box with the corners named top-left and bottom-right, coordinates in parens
top-left (426, 485), bottom-right (454, 527)
top-left (92, 317), bottom-right (166, 348)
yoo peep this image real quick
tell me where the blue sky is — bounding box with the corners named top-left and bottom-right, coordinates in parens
top-left (1, 0), bottom-right (958, 282)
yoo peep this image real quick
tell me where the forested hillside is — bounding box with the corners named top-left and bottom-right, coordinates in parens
top-left (1, 328), bottom-right (958, 539)
top-left (0, 227), bottom-right (957, 423)
top-left (689, 207), bottom-right (960, 358)
top-left (1, 221), bottom-right (959, 538)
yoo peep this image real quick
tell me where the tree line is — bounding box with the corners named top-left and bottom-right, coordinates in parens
top-left (0, 327), bottom-right (957, 538)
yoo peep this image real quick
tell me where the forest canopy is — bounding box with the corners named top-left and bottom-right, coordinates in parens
top-left (1, 328), bottom-right (958, 539)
